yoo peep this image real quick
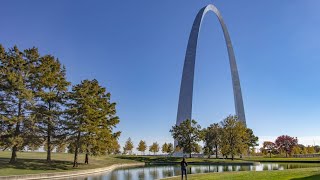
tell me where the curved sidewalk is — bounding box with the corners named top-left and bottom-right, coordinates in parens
top-left (0, 162), bottom-right (144, 180)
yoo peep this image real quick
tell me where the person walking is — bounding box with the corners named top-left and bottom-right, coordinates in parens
top-left (181, 157), bottom-right (188, 180)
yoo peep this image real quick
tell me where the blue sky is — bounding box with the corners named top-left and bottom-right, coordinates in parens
top-left (1, 0), bottom-right (320, 150)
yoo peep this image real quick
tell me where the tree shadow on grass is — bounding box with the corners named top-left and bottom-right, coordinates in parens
top-left (0, 157), bottom-right (73, 171)
top-left (291, 175), bottom-right (320, 180)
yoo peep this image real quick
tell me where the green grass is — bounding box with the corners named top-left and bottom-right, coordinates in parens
top-left (0, 151), bottom-right (139, 176)
top-left (243, 156), bottom-right (320, 163)
top-left (163, 167), bottom-right (320, 180)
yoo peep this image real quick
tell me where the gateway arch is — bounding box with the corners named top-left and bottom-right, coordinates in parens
top-left (176, 4), bottom-right (246, 142)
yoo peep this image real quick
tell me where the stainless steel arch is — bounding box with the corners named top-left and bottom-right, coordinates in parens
top-left (176, 4), bottom-right (246, 141)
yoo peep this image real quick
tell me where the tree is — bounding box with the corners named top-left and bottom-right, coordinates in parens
top-left (296, 144), bottom-right (307, 154)
top-left (43, 141), bottom-right (54, 152)
top-left (122, 147), bottom-right (127, 155)
top-left (167, 143), bottom-right (174, 155)
top-left (0, 45), bottom-right (40, 163)
top-left (124, 138), bottom-right (134, 155)
top-left (246, 128), bottom-right (259, 156)
top-left (113, 145), bottom-right (121, 155)
top-left (67, 143), bottom-right (76, 154)
top-left (149, 142), bottom-right (159, 155)
top-left (292, 146), bottom-right (301, 155)
top-left (193, 143), bottom-right (202, 154)
top-left (170, 119), bottom-right (202, 158)
top-left (220, 115), bottom-right (249, 160)
top-left (33, 54), bottom-right (70, 162)
top-left (203, 123), bottom-right (221, 158)
top-left (162, 143), bottom-right (168, 154)
top-left (56, 143), bottom-right (66, 153)
top-left (249, 147), bottom-right (256, 155)
top-left (262, 141), bottom-right (277, 158)
top-left (175, 146), bottom-right (181, 152)
top-left (65, 79), bottom-right (120, 167)
top-left (203, 146), bottom-right (211, 158)
top-left (296, 144), bottom-right (306, 155)
top-left (306, 146), bottom-right (315, 154)
top-left (106, 135), bottom-right (121, 155)
top-left (0, 120), bottom-right (4, 150)
top-left (137, 140), bottom-right (147, 155)
top-left (27, 144), bottom-right (40, 152)
top-left (275, 135), bottom-right (298, 157)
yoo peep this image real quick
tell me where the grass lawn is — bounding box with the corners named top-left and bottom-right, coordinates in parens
top-left (0, 151), bottom-right (139, 176)
top-left (243, 157), bottom-right (320, 163)
top-left (163, 167), bottom-right (320, 180)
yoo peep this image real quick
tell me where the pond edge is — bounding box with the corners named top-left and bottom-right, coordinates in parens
top-left (0, 162), bottom-right (145, 180)
top-left (146, 161), bottom-right (259, 166)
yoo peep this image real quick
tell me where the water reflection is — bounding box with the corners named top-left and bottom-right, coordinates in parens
top-left (161, 166), bottom-right (173, 177)
top-left (138, 169), bottom-right (144, 180)
top-left (65, 163), bottom-right (320, 180)
top-left (124, 169), bottom-right (132, 180)
top-left (148, 166), bottom-right (158, 179)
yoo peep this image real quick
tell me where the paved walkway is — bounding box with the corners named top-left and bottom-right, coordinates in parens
top-left (0, 162), bottom-right (144, 180)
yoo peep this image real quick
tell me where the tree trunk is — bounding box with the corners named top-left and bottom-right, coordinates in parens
top-left (231, 154), bottom-right (234, 160)
top-left (47, 130), bottom-right (51, 162)
top-left (46, 102), bottom-right (52, 162)
top-left (73, 145), bottom-right (78, 167)
top-left (215, 145), bottom-right (218, 159)
top-left (84, 144), bottom-right (89, 164)
top-left (269, 152), bottom-right (271, 158)
top-left (286, 151), bottom-right (288, 158)
top-left (85, 153), bottom-right (89, 164)
top-left (9, 145), bottom-right (18, 163)
top-left (73, 131), bottom-right (81, 167)
top-left (10, 102), bottom-right (21, 164)
top-left (189, 153), bottom-right (191, 158)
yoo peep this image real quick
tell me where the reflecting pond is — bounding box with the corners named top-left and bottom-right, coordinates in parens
top-left (67, 163), bottom-right (320, 180)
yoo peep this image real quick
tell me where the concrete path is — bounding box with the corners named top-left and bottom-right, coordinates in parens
top-left (0, 162), bottom-right (144, 180)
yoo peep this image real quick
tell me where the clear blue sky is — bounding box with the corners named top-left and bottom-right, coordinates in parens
top-left (1, 0), bottom-right (320, 149)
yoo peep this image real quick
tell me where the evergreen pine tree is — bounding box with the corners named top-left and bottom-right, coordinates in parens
top-left (65, 79), bottom-right (120, 167)
top-left (0, 45), bottom-right (39, 163)
top-left (33, 55), bottom-right (70, 162)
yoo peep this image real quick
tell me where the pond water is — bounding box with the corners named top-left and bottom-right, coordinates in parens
top-left (67, 163), bottom-right (320, 180)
